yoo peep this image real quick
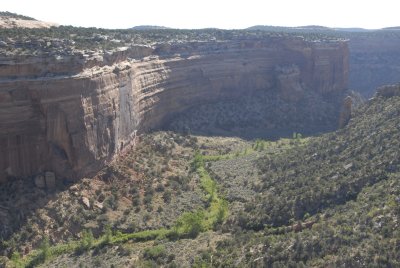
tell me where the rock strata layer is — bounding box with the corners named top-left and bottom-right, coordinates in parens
top-left (0, 37), bottom-right (349, 182)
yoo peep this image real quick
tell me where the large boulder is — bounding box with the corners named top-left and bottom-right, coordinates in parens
top-left (81, 196), bottom-right (91, 209)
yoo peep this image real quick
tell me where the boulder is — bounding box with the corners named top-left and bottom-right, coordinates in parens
top-left (94, 201), bottom-right (103, 210)
top-left (69, 185), bottom-right (79, 196)
top-left (81, 197), bottom-right (91, 209)
top-left (343, 163), bottom-right (354, 170)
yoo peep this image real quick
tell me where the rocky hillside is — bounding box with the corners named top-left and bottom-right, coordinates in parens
top-left (0, 12), bottom-right (57, 29)
top-left (205, 85), bottom-right (400, 267)
top-left (0, 28), bottom-right (349, 183)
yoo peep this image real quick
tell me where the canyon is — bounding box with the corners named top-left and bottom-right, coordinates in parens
top-left (0, 36), bottom-right (349, 183)
top-left (1, 14), bottom-right (400, 267)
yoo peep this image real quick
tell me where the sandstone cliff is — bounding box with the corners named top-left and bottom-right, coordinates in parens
top-left (0, 37), bottom-right (348, 182)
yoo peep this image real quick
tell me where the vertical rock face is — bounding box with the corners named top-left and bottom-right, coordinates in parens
top-left (349, 34), bottom-right (400, 97)
top-left (0, 37), bottom-right (349, 182)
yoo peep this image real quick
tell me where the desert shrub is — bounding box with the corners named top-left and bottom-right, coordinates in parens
top-left (163, 190), bottom-right (172, 203)
top-left (132, 193), bottom-right (141, 206)
top-left (155, 183), bottom-right (165, 192)
top-left (104, 195), bottom-right (117, 210)
top-left (143, 245), bottom-right (167, 264)
top-left (144, 194), bottom-right (153, 206)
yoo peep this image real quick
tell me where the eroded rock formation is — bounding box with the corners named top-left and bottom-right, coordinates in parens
top-left (0, 37), bottom-right (349, 182)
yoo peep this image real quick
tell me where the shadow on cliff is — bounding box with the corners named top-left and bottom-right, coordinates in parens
top-left (163, 125), bottom-right (337, 141)
top-left (162, 91), bottom-right (342, 141)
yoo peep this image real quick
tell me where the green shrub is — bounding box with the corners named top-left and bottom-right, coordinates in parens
top-left (10, 251), bottom-right (21, 263)
top-left (40, 236), bottom-right (51, 261)
top-left (102, 225), bottom-right (113, 245)
top-left (163, 190), bottom-right (172, 203)
top-left (175, 211), bottom-right (205, 238)
top-left (143, 245), bottom-right (167, 263)
top-left (76, 229), bottom-right (94, 254)
top-left (191, 151), bottom-right (204, 171)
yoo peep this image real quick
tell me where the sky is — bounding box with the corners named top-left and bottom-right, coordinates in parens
top-left (1, 0), bottom-right (399, 29)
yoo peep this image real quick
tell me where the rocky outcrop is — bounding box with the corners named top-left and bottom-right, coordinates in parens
top-left (338, 90), bottom-right (366, 129)
top-left (0, 37), bottom-right (349, 183)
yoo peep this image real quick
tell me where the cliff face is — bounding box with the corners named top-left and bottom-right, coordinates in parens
top-left (0, 37), bottom-right (348, 182)
top-left (349, 34), bottom-right (400, 97)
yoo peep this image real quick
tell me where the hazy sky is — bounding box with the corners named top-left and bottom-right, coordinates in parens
top-left (2, 0), bottom-right (399, 29)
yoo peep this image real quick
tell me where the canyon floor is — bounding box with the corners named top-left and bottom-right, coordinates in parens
top-left (1, 90), bottom-right (400, 267)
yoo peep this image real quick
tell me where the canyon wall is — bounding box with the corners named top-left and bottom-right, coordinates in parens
top-left (0, 37), bottom-right (348, 182)
top-left (349, 34), bottom-right (400, 97)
